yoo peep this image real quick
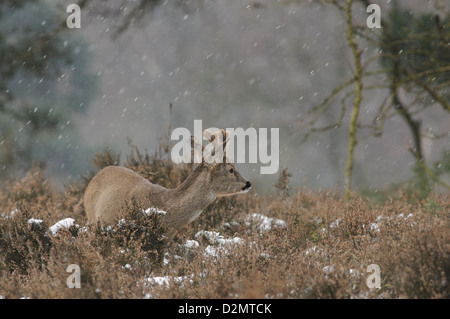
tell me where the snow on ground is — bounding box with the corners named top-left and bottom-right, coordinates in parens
top-left (49, 218), bottom-right (78, 236)
top-left (143, 275), bottom-right (195, 298)
top-left (327, 213), bottom-right (416, 235)
top-left (185, 212), bottom-right (288, 259)
top-left (369, 222), bottom-right (380, 232)
top-left (191, 213), bottom-right (287, 258)
top-left (194, 230), bottom-right (245, 258)
top-left (145, 212), bottom-right (287, 295)
top-left (191, 212), bottom-right (287, 258)
top-left (2, 207), bottom-right (420, 298)
top-left (184, 239), bottom-right (199, 248)
top-left (0, 209), bottom-right (18, 219)
top-left (142, 207), bottom-right (167, 216)
top-left (4, 210), bottom-right (289, 298)
top-left (28, 218), bottom-right (43, 226)
top-left (304, 245), bottom-right (323, 256)
top-left (244, 213), bottom-right (286, 232)
top-left (146, 275), bottom-right (193, 287)
top-left (195, 230), bottom-right (244, 246)
top-left (329, 218), bottom-right (340, 228)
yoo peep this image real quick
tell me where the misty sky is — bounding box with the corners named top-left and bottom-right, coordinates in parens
top-left (11, 0), bottom-right (450, 193)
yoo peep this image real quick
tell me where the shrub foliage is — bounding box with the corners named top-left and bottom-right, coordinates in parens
top-left (0, 147), bottom-right (449, 298)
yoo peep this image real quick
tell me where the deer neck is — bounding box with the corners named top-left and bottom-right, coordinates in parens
top-left (162, 166), bottom-right (216, 228)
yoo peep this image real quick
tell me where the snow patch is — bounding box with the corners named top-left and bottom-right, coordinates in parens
top-left (369, 222), bottom-right (380, 232)
top-left (245, 213), bottom-right (286, 232)
top-left (304, 245), bottom-right (325, 257)
top-left (184, 240), bottom-right (199, 248)
top-left (195, 230), bottom-right (244, 246)
top-left (1, 209), bottom-right (18, 219)
top-left (322, 264), bottom-right (335, 274)
top-left (49, 218), bottom-right (77, 236)
top-left (28, 218), bottom-right (43, 226)
top-left (146, 275), bottom-right (192, 287)
top-left (195, 230), bottom-right (244, 257)
top-left (142, 207), bottom-right (167, 216)
top-left (329, 218), bottom-right (340, 228)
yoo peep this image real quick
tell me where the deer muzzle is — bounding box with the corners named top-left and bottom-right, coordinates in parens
top-left (242, 181), bottom-right (252, 191)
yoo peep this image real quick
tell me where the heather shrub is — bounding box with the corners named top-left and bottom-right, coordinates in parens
top-left (0, 146), bottom-right (448, 299)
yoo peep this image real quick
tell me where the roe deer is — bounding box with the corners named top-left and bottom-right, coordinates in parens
top-left (83, 129), bottom-right (251, 237)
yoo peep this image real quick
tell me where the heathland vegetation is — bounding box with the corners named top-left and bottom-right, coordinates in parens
top-left (1, 146), bottom-right (448, 298)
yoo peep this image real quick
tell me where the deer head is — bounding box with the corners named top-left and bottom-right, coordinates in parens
top-left (191, 128), bottom-right (251, 197)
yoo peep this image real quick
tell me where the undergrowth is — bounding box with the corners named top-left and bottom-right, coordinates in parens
top-left (0, 145), bottom-right (449, 299)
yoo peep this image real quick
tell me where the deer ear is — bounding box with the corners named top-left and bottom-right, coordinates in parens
top-left (191, 135), bottom-right (216, 170)
top-left (221, 129), bottom-right (230, 149)
top-left (203, 129), bottom-right (214, 142)
top-left (190, 136), bottom-right (204, 168)
top-left (220, 129), bottom-right (231, 163)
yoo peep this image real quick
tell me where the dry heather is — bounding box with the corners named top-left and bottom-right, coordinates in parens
top-left (0, 147), bottom-right (449, 299)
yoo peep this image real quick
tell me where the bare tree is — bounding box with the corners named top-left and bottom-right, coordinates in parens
top-left (298, 0), bottom-right (450, 196)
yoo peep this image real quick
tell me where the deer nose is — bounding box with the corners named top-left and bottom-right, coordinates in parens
top-left (243, 181), bottom-right (251, 190)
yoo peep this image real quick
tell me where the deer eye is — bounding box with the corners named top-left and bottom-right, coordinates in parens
top-left (229, 168), bottom-right (234, 174)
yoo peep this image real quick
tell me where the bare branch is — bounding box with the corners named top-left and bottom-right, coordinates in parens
top-left (408, 145), bottom-right (450, 191)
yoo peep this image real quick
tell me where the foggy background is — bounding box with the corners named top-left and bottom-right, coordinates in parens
top-left (1, 0), bottom-right (449, 194)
